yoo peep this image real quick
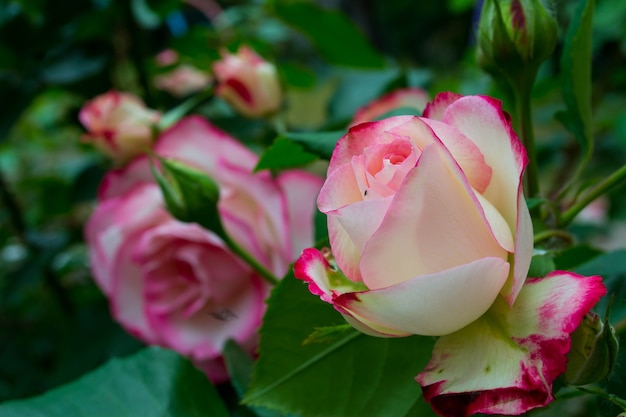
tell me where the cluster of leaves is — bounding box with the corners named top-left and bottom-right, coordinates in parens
top-left (2, 0), bottom-right (626, 416)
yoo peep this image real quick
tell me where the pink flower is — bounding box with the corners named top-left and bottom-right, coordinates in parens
top-left (154, 65), bottom-right (213, 97)
top-left (79, 91), bottom-right (161, 163)
top-left (212, 46), bottom-right (282, 118)
top-left (294, 93), bottom-right (606, 415)
top-left (86, 116), bottom-right (322, 382)
top-left (350, 87), bottom-right (429, 127)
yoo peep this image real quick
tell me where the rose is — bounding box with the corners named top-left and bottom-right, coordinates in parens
top-left (86, 116), bottom-right (322, 382)
top-left (79, 91), bottom-right (161, 163)
top-left (295, 93), bottom-right (606, 415)
top-left (298, 92), bottom-right (534, 337)
top-left (350, 87), bottom-right (429, 127)
top-left (154, 66), bottom-right (212, 97)
top-left (212, 46), bottom-right (282, 118)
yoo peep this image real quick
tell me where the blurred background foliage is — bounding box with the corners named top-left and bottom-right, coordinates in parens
top-left (1, 0), bottom-right (626, 413)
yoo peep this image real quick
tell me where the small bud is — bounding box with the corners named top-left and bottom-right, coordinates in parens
top-left (476, 0), bottom-right (558, 77)
top-left (151, 156), bottom-right (227, 239)
top-left (563, 310), bottom-right (619, 386)
top-left (79, 91), bottom-right (161, 164)
top-left (212, 46), bottom-right (282, 118)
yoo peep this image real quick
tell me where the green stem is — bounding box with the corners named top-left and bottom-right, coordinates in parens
top-left (223, 235), bottom-right (279, 285)
top-left (560, 163), bottom-right (626, 227)
top-left (577, 386), bottom-right (626, 411)
top-left (533, 229), bottom-right (573, 246)
top-left (512, 72), bottom-right (540, 199)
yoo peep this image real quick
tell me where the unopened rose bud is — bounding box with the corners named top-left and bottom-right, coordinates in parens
top-left (79, 91), bottom-right (161, 164)
top-left (563, 311), bottom-right (618, 386)
top-left (154, 65), bottom-right (213, 97)
top-left (212, 46), bottom-right (282, 118)
top-left (151, 156), bottom-right (226, 239)
top-left (477, 0), bottom-right (558, 77)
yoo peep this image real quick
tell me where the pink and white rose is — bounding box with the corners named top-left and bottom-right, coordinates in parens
top-left (350, 87), bottom-right (429, 127)
top-left (294, 93), bottom-right (606, 415)
top-left (86, 116), bottom-right (322, 382)
top-left (155, 65), bottom-right (213, 97)
top-left (212, 46), bottom-right (282, 118)
top-left (79, 91), bottom-right (161, 163)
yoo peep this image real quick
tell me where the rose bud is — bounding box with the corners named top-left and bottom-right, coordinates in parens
top-left (79, 91), bottom-right (161, 164)
top-left (477, 0), bottom-right (558, 77)
top-left (563, 310), bottom-right (618, 386)
top-left (154, 65), bottom-right (213, 97)
top-left (212, 46), bottom-right (282, 118)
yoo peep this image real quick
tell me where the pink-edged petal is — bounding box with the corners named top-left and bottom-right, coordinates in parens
top-left (360, 143), bottom-right (509, 289)
top-left (154, 115), bottom-right (259, 175)
top-left (294, 248), bottom-right (368, 304)
top-left (318, 162), bottom-right (364, 213)
top-left (418, 118), bottom-right (492, 194)
top-left (327, 116), bottom-right (417, 175)
top-left (328, 196), bottom-right (393, 282)
top-left (422, 91), bottom-right (462, 120)
top-left (502, 187), bottom-right (534, 304)
top-left (85, 183), bottom-right (167, 294)
top-left (98, 155), bottom-right (154, 200)
top-left (350, 87), bottom-right (429, 127)
top-left (417, 272), bottom-right (606, 417)
top-left (336, 257), bottom-right (510, 336)
top-left (276, 170), bottom-right (324, 259)
top-left (218, 160), bottom-right (292, 275)
top-left (441, 95), bottom-right (527, 228)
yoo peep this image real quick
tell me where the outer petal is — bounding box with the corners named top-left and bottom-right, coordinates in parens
top-left (85, 183), bottom-right (168, 294)
top-left (417, 272), bottom-right (606, 417)
top-left (360, 143), bottom-right (509, 289)
top-left (336, 257), bottom-right (510, 336)
top-left (327, 196), bottom-right (393, 282)
top-left (350, 87), bottom-right (429, 127)
top-left (438, 95), bottom-right (531, 304)
top-left (154, 115), bottom-right (258, 176)
top-left (276, 170), bottom-right (324, 260)
top-left (422, 91), bottom-right (463, 121)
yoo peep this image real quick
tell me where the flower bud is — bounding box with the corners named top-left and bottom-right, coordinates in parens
top-left (212, 46), bottom-right (282, 118)
top-left (476, 0), bottom-right (558, 77)
top-left (151, 156), bottom-right (226, 239)
top-left (79, 91), bottom-right (161, 164)
top-left (563, 311), bottom-right (619, 386)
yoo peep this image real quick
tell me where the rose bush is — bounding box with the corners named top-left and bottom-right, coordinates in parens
top-left (212, 45), bottom-right (282, 118)
top-left (79, 91), bottom-right (161, 163)
top-left (294, 93), bottom-right (606, 415)
top-left (86, 116), bottom-right (322, 382)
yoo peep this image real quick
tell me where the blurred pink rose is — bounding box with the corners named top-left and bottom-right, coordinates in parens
top-left (79, 91), bottom-right (161, 163)
top-left (350, 87), bottom-right (429, 127)
top-left (212, 46), bottom-right (282, 118)
top-left (86, 116), bottom-right (322, 382)
top-left (155, 65), bottom-right (213, 97)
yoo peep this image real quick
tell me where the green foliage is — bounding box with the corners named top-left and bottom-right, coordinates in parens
top-left (557, 0), bottom-right (595, 160)
top-left (281, 130), bottom-right (345, 160)
top-left (244, 272), bottom-right (437, 417)
top-left (0, 347), bottom-right (229, 417)
top-left (255, 136), bottom-right (318, 172)
top-left (268, 0), bottom-right (385, 68)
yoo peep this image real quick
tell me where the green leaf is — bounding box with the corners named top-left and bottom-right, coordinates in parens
top-left (223, 340), bottom-right (255, 398)
top-left (283, 130), bottom-right (345, 160)
top-left (573, 249), bottom-right (626, 277)
top-left (244, 272), bottom-right (438, 417)
top-left (0, 347), bottom-right (229, 417)
top-left (558, 0), bottom-right (595, 158)
top-left (254, 137), bottom-right (318, 172)
top-left (269, 0), bottom-right (385, 68)
top-left (528, 253), bottom-right (556, 278)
